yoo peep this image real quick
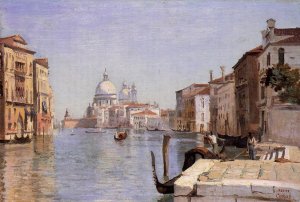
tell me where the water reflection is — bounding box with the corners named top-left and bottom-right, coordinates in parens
top-left (0, 129), bottom-right (202, 201)
top-left (0, 135), bottom-right (56, 201)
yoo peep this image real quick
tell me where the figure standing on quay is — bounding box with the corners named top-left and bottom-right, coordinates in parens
top-left (247, 132), bottom-right (257, 160)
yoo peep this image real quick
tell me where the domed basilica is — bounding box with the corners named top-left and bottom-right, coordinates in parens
top-left (92, 69), bottom-right (137, 107)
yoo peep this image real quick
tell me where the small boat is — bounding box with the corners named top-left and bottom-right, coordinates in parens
top-left (146, 127), bottom-right (166, 132)
top-left (151, 145), bottom-right (226, 194)
top-left (85, 128), bottom-right (105, 134)
top-left (114, 131), bottom-right (127, 140)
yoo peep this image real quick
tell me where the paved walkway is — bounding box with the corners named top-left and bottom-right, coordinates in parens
top-left (174, 144), bottom-right (300, 202)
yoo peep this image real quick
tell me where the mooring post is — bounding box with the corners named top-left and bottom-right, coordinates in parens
top-left (162, 135), bottom-right (171, 179)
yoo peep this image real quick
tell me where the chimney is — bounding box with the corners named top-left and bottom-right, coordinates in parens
top-left (266, 18), bottom-right (276, 29)
top-left (209, 70), bottom-right (213, 82)
top-left (220, 66), bottom-right (225, 82)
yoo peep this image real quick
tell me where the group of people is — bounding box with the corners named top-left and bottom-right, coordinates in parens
top-left (205, 131), bottom-right (258, 160)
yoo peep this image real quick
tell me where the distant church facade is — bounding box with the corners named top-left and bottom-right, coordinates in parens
top-left (63, 69), bottom-right (162, 129)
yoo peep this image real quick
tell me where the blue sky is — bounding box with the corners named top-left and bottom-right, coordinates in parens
top-left (1, 0), bottom-right (300, 120)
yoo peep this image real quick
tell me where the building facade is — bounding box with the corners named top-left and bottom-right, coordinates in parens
top-left (132, 109), bottom-right (159, 130)
top-left (175, 89), bottom-right (184, 131)
top-left (175, 83), bottom-right (208, 131)
top-left (33, 58), bottom-right (54, 135)
top-left (168, 110), bottom-right (176, 130)
top-left (94, 69), bottom-right (117, 107)
top-left (0, 35), bottom-right (36, 141)
top-left (118, 81), bottom-right (137, 104)
top-left (160, 109), bottom-right (176, 130)
top-left (63, 70), bottom-right (161, 129)
top-left (209, 68), bottom-right (234, 134)
top-left (216, 80), bottom-right (237, 136)
top-left (257, 19), bottom-right (300, 144)
top-left (233, 46), bottom-right (262, 136)
top-left (194, 87), bottom-right (210, 133)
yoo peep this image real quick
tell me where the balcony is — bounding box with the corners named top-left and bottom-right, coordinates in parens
top-left (13, 97), bottom-right (26, 104)
top-left (14, 69), bottom-right (26, 76)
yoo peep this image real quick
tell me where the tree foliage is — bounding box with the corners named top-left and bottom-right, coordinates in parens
top-left (264, 63), bottom-right (300, 104)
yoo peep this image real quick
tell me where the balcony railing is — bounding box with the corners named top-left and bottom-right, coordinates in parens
top-left (15, 69), bottom-right (26, 76)
top-left (13, 97), bottom-right (26, 104)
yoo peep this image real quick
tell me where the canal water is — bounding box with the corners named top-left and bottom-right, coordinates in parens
top-left (0, 128), bottom-right (204, 201)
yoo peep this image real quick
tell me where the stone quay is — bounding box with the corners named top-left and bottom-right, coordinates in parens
top-left (174, 145), bottom-right (300, 202)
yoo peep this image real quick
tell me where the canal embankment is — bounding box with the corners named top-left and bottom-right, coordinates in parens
top-left (174, 143), bottom-right (300, 202)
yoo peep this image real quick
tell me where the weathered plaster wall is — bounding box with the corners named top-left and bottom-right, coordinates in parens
top-left (267, 105), bottom-right (300, 146)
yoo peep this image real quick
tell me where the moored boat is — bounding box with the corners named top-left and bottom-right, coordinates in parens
top-left (146, 127), bottom-right (166, 132)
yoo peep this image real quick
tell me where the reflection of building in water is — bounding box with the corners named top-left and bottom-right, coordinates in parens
top-left (3, 136), bottom-right (56, 201)
top-left (63, 69), bottom-right (164, 129)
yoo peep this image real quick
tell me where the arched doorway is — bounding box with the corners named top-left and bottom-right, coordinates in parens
top-left (16, 114), bottom-right (24, 139)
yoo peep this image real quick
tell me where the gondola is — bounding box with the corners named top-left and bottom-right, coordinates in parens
top-left (114, 131), bottom-right (127, 140)
top-left (151, 146), bottom-right (225, 194)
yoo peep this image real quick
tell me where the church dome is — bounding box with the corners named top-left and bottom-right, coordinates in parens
top-left (94, 69), bottom-right (117, 97)
top-left (95, 80), bottom-right (117, 95)
top-left (119, 88), bottom-right (130, 99)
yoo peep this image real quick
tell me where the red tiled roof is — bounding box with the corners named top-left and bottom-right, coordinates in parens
top-left (35, 58), bottom-right (48, 68)
top-left (0, 34), bottom-right (27, 45)
top-left (273, 27), bottom-right (300, 45)
top-left (132, 109), bottom-right (157, 116)
top-left (247, 45), bottom-right (263, 54)
top-left (193, 83), bottom-right (209, 87)
top-left (0, 35), bottom-right (35, 54)
top-left (176, 83), bottom-right (209, 92)
top-left (197, 87), bottom-right (210, 95)
top-left (183, 86), bottom-right (210, 98)
top-left (232, 45), bottom-right (263, 70)
top-left (209, 73), bottom-right (234, 84)
top-left (273, 36), bottom-right (300, 45)
top-left (274, 28), bottom-right (300, 36)
top-left (125, 103), bottom-right (148, 108)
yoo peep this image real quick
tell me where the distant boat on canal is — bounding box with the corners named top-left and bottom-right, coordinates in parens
top-left (85, 128), bottom-right (105, 134)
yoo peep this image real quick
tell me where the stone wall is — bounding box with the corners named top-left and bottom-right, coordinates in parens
top-left (267, 105), bottom-right (300, 147)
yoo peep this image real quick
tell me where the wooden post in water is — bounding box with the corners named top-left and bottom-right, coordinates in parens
top-left (162, 135), bottom-right (171, 179)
